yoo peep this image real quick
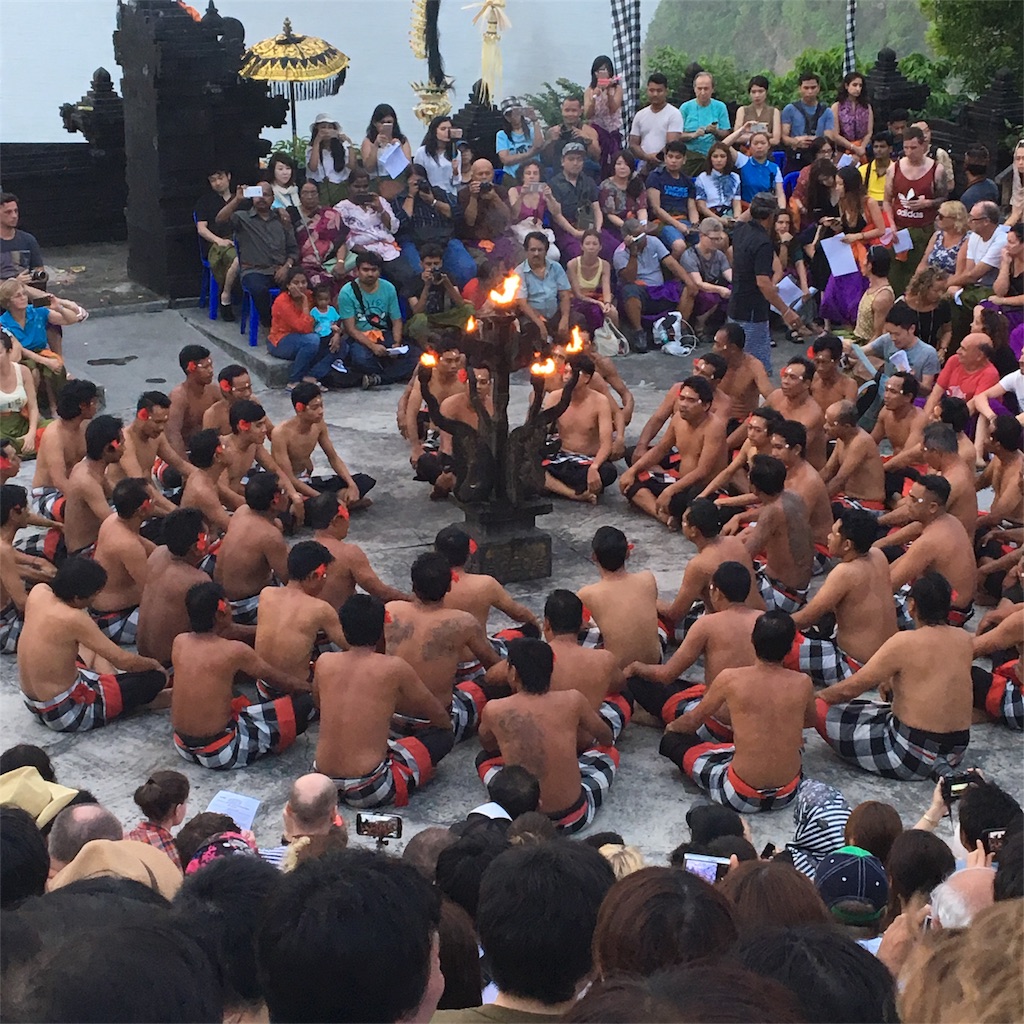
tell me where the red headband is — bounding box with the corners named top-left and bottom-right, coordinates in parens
top-left (137, 407), bottom-right (150, 421)
top-left (219, 379), bottom-right (231, 393)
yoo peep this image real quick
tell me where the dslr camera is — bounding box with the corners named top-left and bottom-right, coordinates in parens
top-left (478, 182), bottom-right (493, 194)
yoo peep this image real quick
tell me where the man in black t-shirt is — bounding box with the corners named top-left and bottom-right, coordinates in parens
top-left (194, 169), bottom-right (239, 322)
top-left (728, 192), bottom-right (801, 374)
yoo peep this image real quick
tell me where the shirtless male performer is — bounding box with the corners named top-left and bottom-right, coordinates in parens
top-left (202, 364), bottom-right (265, 437)
top-left (878, 422), bottom-right (977, 536)
top-left (787, 510), bottom-right (898, 687)
top-left (740, 455), bottom-right (814, 613)
top-left (693, 352), bottom-right (732, 422)
top-left (477, 637), bottom-right (617, 834)
top-left (307, 493), bottom-right (409, 611)
top-left (314, 594), bottom-right (454, 808)
top-left (172, 581), bottom-right (314, 770)
top-left (547, 343), bottom-right (628, 462)
top-left (629, 561), bottom-right (760, 739)
top-left (428, 362), bottom-right (495, 499)
top-left (255, 540), bottom-right (348, 699)
top-left (540, 353), bottom-right (616, 503)
top-left (871, 372), bottom-right (927, 502)
top-left (713, 322), bottom-right (774, 435)
top-left (89, 478), bottom-right (156, 645)
top-left (0, 484), bottom-right (57, 653)
top-left (165, 344), bottom-right (219, 458)
top-left (970, 605), bottom-right (1024, 731)
top-left (621, 375), bottom-right (727, 529)
top-left (763, 356), bottom-right (827, 469)
top-left (698, 407), bottom-right (782, 514)
top-left (18, 556), bottom-right (167, 731)
top-left (577, 526), bottom-right (663, 667)
top-left (768, 419), bottom-right (834, 570)
top-left (137, 507), bottom-right (228, 666)
top-left (821, 400), bottom-right (886, 513)
top-left (401, 338), bottom-right (466, 470)
top-left (31, 379), bottom-right (98, 520)
top-left (576, 328), bottom-right (635, 426)
top-left (111, 392), bottom-right (192, 510)
top-left (385, 551), bottom-right (500, 742)
top-left (181, 429), bottom-right (233, 536)
top-left (888, 475), bottom-right (978, 629)
top-left (659, 610), bottom-right (817, 812)
top-left (214, 472), bottom-right (289, 624)
top-left (434, 523), bottom-right (539, 681)
top-left (816, 572), bottom-right (971, 779)
top-left (974, 416), bottom-right (1024, 536)
top-left (271, 383), bottom-right (376, 510)
top-left (540, 589), bottom-right (629, 740)
top-left (657, 498), bottom-right (758, 637)
top-left (809, 335), bottom-right (858, 413)
top-left (63, 415), bottom-right (123, 557)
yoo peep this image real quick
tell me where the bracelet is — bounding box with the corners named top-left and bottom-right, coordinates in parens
top-left (923, 813), bottom-right (942, 826)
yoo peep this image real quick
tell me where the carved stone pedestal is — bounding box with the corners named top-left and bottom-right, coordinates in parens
top-left (459, 498), bottom-right (553, 584)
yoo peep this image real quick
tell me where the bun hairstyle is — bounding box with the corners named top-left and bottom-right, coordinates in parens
top-left (134, 770), bottom-right (190, 822)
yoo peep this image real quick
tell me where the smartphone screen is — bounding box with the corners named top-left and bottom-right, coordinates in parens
top-left (683, 853), bottom-right (730, 883)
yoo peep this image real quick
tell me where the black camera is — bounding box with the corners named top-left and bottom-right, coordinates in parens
top-left (417, 180), bottom-right (433, 195)
top-left (431, 270), bottom-right (444, 283)
top-left (478, 182), bottom-right (493, 194)
top-left (560, 126), bottom-right (575, 141)
top-left (941, 768), bottom-right (982, 803)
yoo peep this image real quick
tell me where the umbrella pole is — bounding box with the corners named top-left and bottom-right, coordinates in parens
top-left (290, 81), bottom-right (298, 147)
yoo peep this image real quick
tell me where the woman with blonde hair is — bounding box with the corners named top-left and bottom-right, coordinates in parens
top-left (894, 264), bottom-right (952, 353)
top-left (598, 843), bottom-right (646, 880)
top-left (922, 199), bottom-right (968, 274)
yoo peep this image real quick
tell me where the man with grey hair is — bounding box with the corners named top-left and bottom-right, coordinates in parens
top-left (728, 192), bottom-right (802, 373)
top-left (47, 803), bottom-right (123, 879)
top-left (260, 773), bottom-right (344, 868)
top-left (930, 867), bottom-right (995, 928)
top-left (680, 72), bottom-right (730, 178)
top-left (680, 216), bottom-right (732, 337)
top-left (946, 201), bottom-right (1007, 347)
top-left (612, 217), bottom-right (695, 353)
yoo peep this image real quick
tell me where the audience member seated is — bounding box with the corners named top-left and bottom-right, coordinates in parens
top-left (495, 98), bottom-right (545, 179)
top-left (542, 94), bottom-right (602, 173)
top-left (506, 159), bottom-right (562, 259)
top-left (695, 144), bottom-right (742, 221)
top-left (337, 252), bottom-right (418, 388)
top-left (268, 268), bottom-right (336, 391)
top-left (0, 192), bottom-right (47, 286)
top-left (515, 231), bottom-right (571, 342)
top-left (923, 199), bottom-right (968, 277)
top-left (0, 327), bottom-right (46, 456)
top-left (680, 217), bottom-right (732, 335)
top-left (584, 55), bottom-right (625, 175)
top-left (193, 168), bottom-right (239, 321)
top-left (732, 75), bottom-right (782, 148)
top-left (860, 130), bottom-right (895, 204)
top-left (127, 769), bottom-right (189, 871)
top-left (827, 71), bottom-right (873, 159)
top-left (404, 243), bottom-right (475, 343)
top-left (549, 142), bottom-right (618, 263)
top-left (895, 265), bottom-right (952, 355)
top-left (781, 73), bottom-right (836, 174)
top-left (923, 331), bottom-right (999, 419)
top-left (788, 138), bottom-right (836, 228)
top-left (679, 72), bottom-right (731, 179)
top-left (294, 182), bottom-right (349, 298)
top-left (983, 222), bottom-right (1024, 336)
top-left (723, 128), bottom-right (786, 209)
top-left (413, 115), bottom-right (462, 200)
top-left (567, 230), bottom-right (617, 333)
top-left (645, 140), bottom-right (699, 260)
top-left (457, 158), bottom-right (517, 269)
top-left (947, 202), bottom-right (1008, 347)
top-left (600, 150), bottom-right (649, 240)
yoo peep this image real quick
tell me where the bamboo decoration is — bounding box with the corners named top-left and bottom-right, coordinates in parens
top-left (462, 0), bottom-right (510, 105)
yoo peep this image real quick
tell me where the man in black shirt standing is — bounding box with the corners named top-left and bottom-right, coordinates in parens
top-left (728, 192), bottom-right (801, 374)
top-left (194, 169), bottom-right (239, 322)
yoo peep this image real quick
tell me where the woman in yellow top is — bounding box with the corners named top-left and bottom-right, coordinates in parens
top-left (567, 229), bottom-right (617, 332)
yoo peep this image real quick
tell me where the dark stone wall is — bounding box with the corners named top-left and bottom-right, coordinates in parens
top-left (0, 143), bottom-right (127, 247)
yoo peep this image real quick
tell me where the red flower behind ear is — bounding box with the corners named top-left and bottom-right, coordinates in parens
top-left (217, 599), bottom-right (228, 614)
top-left (582, 605), bottom-right (593, 622)
top-left (187, 361), bottom-right (197, 372)
top-left (384, 610), bottom-right (393, 624)
top-left (137, 407), bottom-right (150, 421)
top-left (219, 379), bottom-right (231, 393)
top-left (238, 419), bottom-right (251, 431)
top-left (468, 538), bottom-right (478, 554)
top-left (336, 503), bottom-right (350, 520)
top-left (295, 402), bottom-right (306, 412)
top-left (458, 368), bottom-right (469, 383)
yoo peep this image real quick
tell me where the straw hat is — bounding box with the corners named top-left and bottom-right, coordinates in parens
top-left (0, 766), bottom-right (78, 828)
top-left (49, 839), bottom-right (183, 899)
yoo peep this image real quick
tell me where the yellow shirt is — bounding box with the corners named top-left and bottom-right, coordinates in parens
top-left (860, 160), bottom-right (888, 205)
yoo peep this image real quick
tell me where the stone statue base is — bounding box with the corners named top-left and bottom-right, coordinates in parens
top-left (458, 498), bottom-right (553, 584)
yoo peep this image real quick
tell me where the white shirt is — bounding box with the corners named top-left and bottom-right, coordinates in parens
top-left (998, 369), bottom-right (1024, 407)
top-left (966, 226), bottom-right (1008, 287)
top-left (306, 145), bottom-right (350, 184)
top-left (413, 145), bottom-right (459, 196)
top-left (629, 103), bottom-right (683, 158)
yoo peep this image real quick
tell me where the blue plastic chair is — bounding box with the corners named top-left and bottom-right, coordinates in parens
top-left (193, 213), bottom-right (218, 320)
top-left (234, 240), bottom-right (279, 347)
top-left (783, 171), bottom-right (800, 199)
top-left (772, 150), bottom-right (786, 170)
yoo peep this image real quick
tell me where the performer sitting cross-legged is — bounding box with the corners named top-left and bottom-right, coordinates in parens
top-left (314, 594), bottom-right (454, 808)
top-left (172, 581), bottom-right (313, 770)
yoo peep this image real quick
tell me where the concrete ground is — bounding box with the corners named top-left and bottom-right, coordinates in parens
top-left (1, 303), bottom-right (1020, 864)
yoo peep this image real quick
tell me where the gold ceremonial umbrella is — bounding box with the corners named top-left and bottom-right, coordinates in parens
top-left (238, 18), bottom-right (350, 143)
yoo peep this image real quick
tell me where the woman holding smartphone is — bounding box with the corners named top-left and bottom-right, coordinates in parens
top-left (413, 115), bottom-right (461, 200)
top-left (507, 159), bottom-right (561, 258)
top-left (733, 76), bottom-right (781, 149)
top-left (361, 104), bottom-right (413, 203)
top-left (584, 55), bottom-right (624, 176)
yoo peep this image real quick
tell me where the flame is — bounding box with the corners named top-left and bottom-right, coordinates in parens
top-left (465, 315), bottom-right (477, 333)
top-left (530, 357), bottom-right (557, 376)
top-left (488, 273), bottom-right (521, 306)
top-left (420, 351), bottom-right (437, 367)
top-left (566, 325), bottom-right (585, 354)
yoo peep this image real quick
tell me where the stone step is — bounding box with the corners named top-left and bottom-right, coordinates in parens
top-left (176, 305), bottom-right (289, 388)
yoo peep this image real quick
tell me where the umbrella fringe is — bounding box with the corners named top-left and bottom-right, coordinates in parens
top-left (267, 72), bottom-right (346, 101)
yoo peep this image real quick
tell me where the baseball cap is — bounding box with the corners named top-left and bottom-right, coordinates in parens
top-left (562, 141), bottom-right (586, 155)
top-left (500, 96), bottom-right (526, 118)
top-left (814, 845), bottom-right (889, 923)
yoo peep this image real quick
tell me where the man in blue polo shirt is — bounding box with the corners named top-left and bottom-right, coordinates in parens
top-left (680, 72), bottom-right (730, 178)
top-left (515, 231), bottom-right (571, 342)
top-left (781, 74), bottom-right (835, 174)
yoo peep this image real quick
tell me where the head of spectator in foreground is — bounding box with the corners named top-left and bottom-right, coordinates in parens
top-left (402, 827), bottom-right (458, 882)
top-left (719, 859), bottom-right (830, 936)
top-left (133, 770), bottom-right (189, 830)
top-left (930, 867), bottom-right (997, 931)
top-left (0, 744), bottom-right (57, 784)
top-left (898, 900), bottom-right (1024, 1024)
top-left (814, 845), bottom-right (890, 937)
top-left (749, 191), bottom-right (779, 225)
top-left (592, 866), bottom-right (737, 980)
top-left (0, 806), bottom-right (50, 908)
top-left (258, 849), bottom-right (443, 1023)
top-left (281, 773), bottom-right (340, 843)
top-left (435, 821), bottom-right (510, 922)
top-left (477, 841), bottom-right (614, 1011)
top-left (956, 777), bottom-right (1023, 856)
top-left (47, 803), bottom-right (123, 877)
top-left (844, 800), bottom-right (902, 863)
top-left (884, 827), bottom-right (955, 921)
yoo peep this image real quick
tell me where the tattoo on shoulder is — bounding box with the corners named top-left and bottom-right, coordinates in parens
top-left (422, 618), bottom-right (467, 661)
top-left (386, 618), bottom-right (415, 647)
top-left (496, 708), bottom-right (547, 774)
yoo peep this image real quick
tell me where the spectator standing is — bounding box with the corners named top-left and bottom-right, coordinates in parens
top-left (732, 76), bottom-right (782, 149)
top-left (194, 168), bottom-right (239, 321)
top-left (628, 73), bottom-right (683, 174)
top-left (728, 192), bottom-right (803, 371)
top-left (216, 180), bottom-right (298, 328)
top-left (781, 73), bottom-right (836, 174)
top-left (413, 115), bottom-right (462, 200)
top-left (584, 55), bottom-right (625, 177)
top-left (543, 95), bottom-right (602, 175)
top-left (859, 130), bottom-right (894, 204)
top-left (827, 72), bottom-right (873, 160)
top-left (306, 113), bottom-right (357, 206)
top-left (959, 144), bottom-right (1000, 210)
top-left (361, 103), bottom-right (414, 203)
top-left (680, 72), bottom-right (731, 179)
top-left (913, 121), bottom-right (955, 184)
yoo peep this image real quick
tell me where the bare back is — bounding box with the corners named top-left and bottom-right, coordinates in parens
top-left (215, 507), bottom-right (287, 599)
top-left (787, 460), bottom-right (834, 545)
top-left (578, 570), bottom-right (661, 666)
top-left (171, 632), bottom-right (254, 736)
top-left (136, 548), bottom-right (210, 664)
top-left (548, 639), bottom-right (623, 708)
top-left (256, 586), bottom-right (339, 680)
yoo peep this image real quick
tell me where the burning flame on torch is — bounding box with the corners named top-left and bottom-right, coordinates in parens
top-left (530, 357), bottom-right (557, 376)
top-left (488, 273), bottom-right (521, 306)
top-left (419, 351), bottom-right (437, 367)
top-left (465, 316), bottom-right (477, 333)
top-left (566, 326), bottom-right (585, 354)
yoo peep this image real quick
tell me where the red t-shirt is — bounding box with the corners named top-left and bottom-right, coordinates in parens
top-left (935, 355), bottom-right (999, 401)
top-left (269, 290), bottom-right (315, 345)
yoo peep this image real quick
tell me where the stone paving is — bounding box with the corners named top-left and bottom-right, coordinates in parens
top-left (2, 307), bottom-right (1020, 863)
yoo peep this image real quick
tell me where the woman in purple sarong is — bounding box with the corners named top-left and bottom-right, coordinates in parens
top-left (819, 165), bottom-right (885, 328)
top-left (294, 183), bottom-right (349, 300)
top-left (583, 55), bottom-right (624, 181)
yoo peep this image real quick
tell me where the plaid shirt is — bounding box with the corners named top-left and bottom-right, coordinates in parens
top-left (127, 821), bottom-right (183, 872)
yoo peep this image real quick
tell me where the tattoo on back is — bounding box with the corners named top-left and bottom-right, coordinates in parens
top-left (422, 618), bottom-right (466, 661)
top-left (498, 708), bottom-right (547, 776)
top-left (386, 618), bottom-right (415, 648)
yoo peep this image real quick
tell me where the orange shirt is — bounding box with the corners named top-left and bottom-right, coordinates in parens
top-left (269, 290), bottom-right (315, 345)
